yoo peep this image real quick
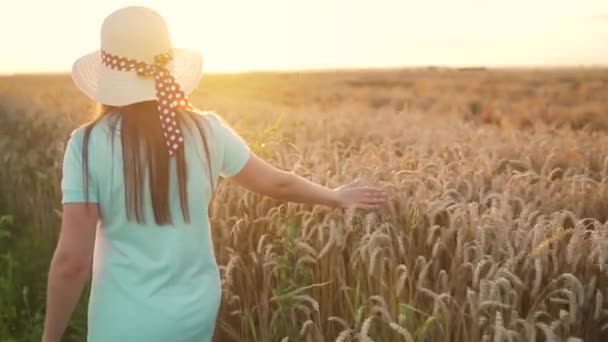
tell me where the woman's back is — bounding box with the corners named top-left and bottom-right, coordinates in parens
top-left (61, 111), bottom-right (249, 341)
top-left (43, 7), bottom-right (385, 342)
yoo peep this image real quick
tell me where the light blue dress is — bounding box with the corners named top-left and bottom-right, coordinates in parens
top-left (61, 112), bottom-right (250, 342)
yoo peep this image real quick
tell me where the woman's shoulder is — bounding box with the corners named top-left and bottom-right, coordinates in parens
top-left (183, 110), bottom-right (232, 135)
top-left (187, 110), bottom-right (224, 125)
top-left (67, 115), bottom-right (117, 146)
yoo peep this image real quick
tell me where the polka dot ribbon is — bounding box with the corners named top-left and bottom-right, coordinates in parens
top-left (100, 50), bottom-right (192, 156)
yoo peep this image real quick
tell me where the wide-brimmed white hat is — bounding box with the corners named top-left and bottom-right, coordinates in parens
top-left (72, 6), bottom-right (203, 106)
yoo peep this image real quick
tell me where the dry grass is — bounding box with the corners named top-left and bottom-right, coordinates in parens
top-left (1, 68), bottom-right (608, 341)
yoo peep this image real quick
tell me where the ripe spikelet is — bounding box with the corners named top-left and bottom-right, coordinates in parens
top-left (531, 258), bottom-right (543, 297)
top-left (493, 311), bottom-right (504, 342)
top-left (345, 207), bottom-right (356, 226)
top-left (335, 329), bottom-right (352, 342)
top-left (336, 223), bottom-right (349, 248)
top-left (294, 294), bottom-right (320, 313)
top-left (295, 304), bottom-right (311, 317)
top-left (296, 241), bottom-right (318, 258)
top-left (495, 278), bottom-right (512, 294)
top-left (431, 239), bottom-right (443, 259)
top-left (594, 291), bottom-right (603, 320)
top-left (473, 259), bottom-right (491, 289)
top-left (223, 255), bottom-right (241, 286)
top-left (509, 159), bottom-right (531, 172)
top-left (479, 301), bottom-right (512, 311)
top-left (416, 259), bottom-right (432, 290)
top-left (364, 213), bottom-right (377, 235)
top-left (296, 255), bottom-right (317, 270)
top-left (298, 320), bottom-right (315, 338)
top-left (480, 280), bottom-right (500, 303)
top-left (370, 304), bottom-right (392, 323)
top-left (388, 322), bottom-right (414, 342)
top-left (533, 310), bottom-right (551, 322)
top-left (567, 289), bottom-right (577, 323)
top-left (529, 229), bottom-right (570, 258)
top-left (369, 295), bottom-right (389, 310)
top-left (359, 316), bottom-right (375, 337)
top-left (368, 248), bottom-right (383, 276)
top-left (548, 167), bottom-right (564, 181)
top-left (558, 273), bottom-right (584, 306)
top-left (559, 309), bottom-right (570, 323)
top-left (486, 261), bottom-right (500, 282)
top-left (415, 255), bottom-right (427, 270)
top-left (368, 232), bottom-right (391, 250)
top-left (424, 174), bottom-right (443, 192)
top-left (256, 234), bottom-right (270, 254)
top-left (426, 225), bottom-right (440, 246)
top-left (264, 247), bottom-right (278, 265)
top-left (438, 269), bottom-right (448, 293)
top-left (396, 232), bottom-right (406, 255)
top-left (587, 275), bottom-right (597, 304)
top-left (359, 336), bottom-right (374, 342)
top-left (249, 250), bottom-right (259, 265)
top-left (488, 280), bottom-right (501, 302)
top-left (328, 316), bottom-right (350, 331)
top-left (525, 218), bottom-right (542, 244)
top-left (504, 329), bottom-right (520, 342)
top-left (566, 230), bottom-right (582, 266)
top-left (263, 259), bottom-right (278, 270)
top-left (497, 269), bottom-right (524, 290)
top-left (536, 322), bottom-right (559, 342)
top-left (467, 289), bottom-right (479, 316)
top-left (228, 295), bottom-right (240, 306)
top-left (513, 317), bottom-right (535, 341)
top-left (438, 292), bottom-right (455, 312)
top-left (478, 315), bottom-right (488, 328)
top-left (318, 221), bottom-right (337, 259)
top-left (602, 155), bottom-right (608, 179)
top-left (395, 264), bottom-right (409, 296)
top-left (419, 287), bottom-right (449, 319)
top-left (369, 295), bottom-right (394, 323)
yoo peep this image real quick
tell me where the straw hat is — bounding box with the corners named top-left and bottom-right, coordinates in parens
top-left (71, 6), bottom-right (203, 106)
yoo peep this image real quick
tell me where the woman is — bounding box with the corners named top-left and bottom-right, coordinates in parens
top-left (42, 6), bottom-right (386, 342)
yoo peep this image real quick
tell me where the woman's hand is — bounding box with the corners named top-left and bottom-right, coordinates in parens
top-left (333, 181), bottom-right (387, 209)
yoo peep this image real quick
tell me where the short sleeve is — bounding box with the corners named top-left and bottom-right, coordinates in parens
top-left (61, 129), bottom-right (99, 204)
top-left (210, 115), bottom-right (251, 178)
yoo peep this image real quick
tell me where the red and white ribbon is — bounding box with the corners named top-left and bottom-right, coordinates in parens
top-left (101, 50), bottom-right (192, 156)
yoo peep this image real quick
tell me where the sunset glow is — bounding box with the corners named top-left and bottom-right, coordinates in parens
top-left (1, 0), bottom-right (607, 73)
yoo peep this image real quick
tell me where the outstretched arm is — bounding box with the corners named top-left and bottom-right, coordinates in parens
top-left (229, 153), bottom-right (386, 209)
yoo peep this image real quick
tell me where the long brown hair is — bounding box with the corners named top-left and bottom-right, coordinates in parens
top-left (81, 101), bottom-right (213, 225)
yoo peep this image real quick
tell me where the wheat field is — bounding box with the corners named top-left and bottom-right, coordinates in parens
top-left (1, 68), bottom-right (608, 341)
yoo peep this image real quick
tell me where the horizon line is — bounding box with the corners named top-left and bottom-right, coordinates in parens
top-left (2, 63), bottom-right (608, 77)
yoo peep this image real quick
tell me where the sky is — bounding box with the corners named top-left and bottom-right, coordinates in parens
top-left (0, 0), bottom-right (607, 73)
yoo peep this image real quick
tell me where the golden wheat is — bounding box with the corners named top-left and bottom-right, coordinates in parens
top-left (1, 69), bottom-right (607, 341)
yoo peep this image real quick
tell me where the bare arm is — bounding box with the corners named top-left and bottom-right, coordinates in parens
top-left (43, 204), bottom-right (98, 342)
top-left (230, 153), bottom-right (386, 209)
